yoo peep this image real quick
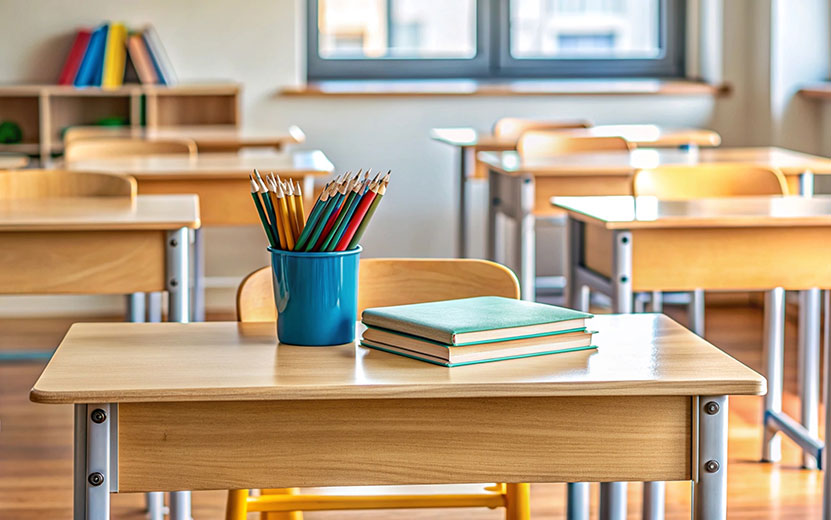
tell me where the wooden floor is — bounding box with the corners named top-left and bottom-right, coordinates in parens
top-left (0, 302), bottom-right (823, 519)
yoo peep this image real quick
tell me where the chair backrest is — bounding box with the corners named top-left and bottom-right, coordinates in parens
top-left (63, 126), bottom-right (135, 145)
top-left (517, 131), bottom-right (632, 159)
top-left (64, 137), bottom-right (197, 162)
top-left (236, 258), bottom-right (520, 322)
top-left (493, 117), bottom-right (591, 140)
top-left (0, 169), bottom-right (136, 199)
top-left (632, 163), bottom-right (789, 199)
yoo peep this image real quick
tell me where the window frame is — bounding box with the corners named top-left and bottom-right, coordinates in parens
top-left (307, 0), bottom-right (686, 80)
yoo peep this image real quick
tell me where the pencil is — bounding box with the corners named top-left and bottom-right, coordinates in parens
top-left (294, 181), bottom-right (330, 251)
top-left (320, 173), bottom-right (366, 252)
top-left (265, 175), bottom-right (288, 250)
top-left (275, 181), bottom-right (296, 250)
top-left (294, 180), bottom-right (306, 228)
top-left (255, 170), bottom-right (280, 247)
top-left (341, 172), bottom-right (389, 251)
top-left (304, 175), bottom-right (351, 252)
top-left (309, 174), bottom-right (352, 251)
top-left (249, 174), bottom-right (277, 247)
top-left (282, 178), bottom-right (301, 238)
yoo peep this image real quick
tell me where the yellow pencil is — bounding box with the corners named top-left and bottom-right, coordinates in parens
top-left (294, 180), bottom-right (306, 229)
top-left (275, 182), bottom-right (295, 249)
top-left (281, 178), bottom-right (301, 238)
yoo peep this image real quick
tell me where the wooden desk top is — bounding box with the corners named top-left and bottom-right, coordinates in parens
top-left (65, 150), bottom-right (334, 180)
top-left (479, 146), bottom-right (831, 177)
top-left (431, 124), bottom-right (721, 149)
top-left (30, 314), bottom-right (764, 404)
top-left (0, 194), bottom-right (200, 231)
top-left (145, 125), bottom-right (305, 148)
top-left (0, 153), bottom-right (30, 169)
top-left (554, 195), bottom-right (831, 230)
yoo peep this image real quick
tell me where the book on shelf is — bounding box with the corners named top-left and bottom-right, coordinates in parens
top-left (102, 22), bottom-right (127, 88)
top-left (74, 24), bottom-right (107, 87)
top-left (126, 33), bottom-right (158, 85)
top-left (142, 24), bottom-right (177, 86)
top-left (58, 28), bottom-right (92, 85)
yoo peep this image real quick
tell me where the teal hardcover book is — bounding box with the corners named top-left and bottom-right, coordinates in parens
top-left (361, 296), bottom-right (592, 346)
top-left (361, 341), bottom-right (597, 367)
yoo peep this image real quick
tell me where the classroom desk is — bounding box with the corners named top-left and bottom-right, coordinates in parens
top-left (555, 195), bottom-right (831, 481)
top-left (67, 151), bottom-right (335, 321)
top-left (479, 147), bottom-right (831, 301)
top-left (30, 314), bottom-right (764, 520)
top-left (1, 194), bottom-right (200, 520)
top-left (63, 125), bottom-right (306, 153)
top-left (430, 125), bottom-right (722, 257)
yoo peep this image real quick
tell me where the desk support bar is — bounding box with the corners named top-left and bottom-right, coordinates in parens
top-left (693, 396), bottom-right (727, 519)
top-left (762, 288), bottom-right (785, 462)
top-left (74, 403), bottom-right (116, 520)
top-left (764, 410), bottom-right (823, 466)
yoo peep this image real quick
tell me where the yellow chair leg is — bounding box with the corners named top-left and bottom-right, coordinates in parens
top-left (261, 489), bottom-right (303, 520)
top-left (226, 489), bottom-right (249, 520)
top-left (505, 483), bottom-right (530, 520)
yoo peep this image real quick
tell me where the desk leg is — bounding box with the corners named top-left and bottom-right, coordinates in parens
top-left (487, 169), bottom-right (502, 264)
top-left (693, 396), bottom-right (728, 520)
top-left (798, 288), bottom-right (821, 469)
top-left (823, 301), bottom-right (831, 517)
top-left (651, 291), bottom-right (663, 313)
top-left (456, 147), bottom-right (472, 258)
top-left (74, 404), bottom-right (114, 520)
top-left (192, 227), bottom-right (205, 322)
top-left (762, 287), bottom-right (785, 462)
top-left (690, 289), bottom-right (705, 337)
top-left (517, 175), bottom-right (535, 301)
top-left (566, 482), bottom-right (589, 520)
top-left (126, 293), bottom-right (145, 322)
top-left (600, 229), bottom-right (633, 520)
top-left (166, 227), bottom-right (192, 520)
top-left (148, 292), bottom-right (162, 323)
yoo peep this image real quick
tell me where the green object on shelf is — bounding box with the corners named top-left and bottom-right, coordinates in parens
top-left (0, 120), bottom-right (23, 144)
top-left (97, 116), bottom-right (128, 126)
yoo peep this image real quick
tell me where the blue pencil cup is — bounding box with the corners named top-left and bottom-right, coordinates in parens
top-left (268, 246), bottom-right (361, 346)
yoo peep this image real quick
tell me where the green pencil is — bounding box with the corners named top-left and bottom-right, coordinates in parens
top-left (249, 174), bottom-right (276, 247)
top-left (302, 175), bottom-right (350, 251)
top-left (293, 181), bottom-right (331, 251)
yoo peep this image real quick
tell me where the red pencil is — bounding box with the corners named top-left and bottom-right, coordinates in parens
top-left (335, 181), bottom-right (379, 251)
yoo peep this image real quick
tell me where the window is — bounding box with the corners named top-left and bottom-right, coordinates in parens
top-left (307, 0), bottom-right (685, 80)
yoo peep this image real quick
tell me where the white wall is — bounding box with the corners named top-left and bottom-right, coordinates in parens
top-left (0, 0), bottom-right (825, 314)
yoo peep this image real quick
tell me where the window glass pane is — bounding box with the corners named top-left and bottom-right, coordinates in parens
top-left (509, 0), bottom-right (662, 59)
top-left (318, 0), bottom-right (476, 59)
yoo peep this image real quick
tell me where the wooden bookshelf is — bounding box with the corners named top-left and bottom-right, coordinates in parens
top-left (0, 83), bottom-right (240, 163)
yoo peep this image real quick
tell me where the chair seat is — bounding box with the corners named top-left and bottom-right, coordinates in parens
top-left (277, 483), bottom-right (501, 496)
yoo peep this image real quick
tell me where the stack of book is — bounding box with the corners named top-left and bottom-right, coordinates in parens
top-left (58, 23), bottom-right (176, 88)
top-left (360, 296), bottom-right (595, 367)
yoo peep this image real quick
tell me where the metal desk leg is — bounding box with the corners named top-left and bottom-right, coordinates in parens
top-left (823, 300), bottom-right (831, 517)
top-left (166, 227), bottom-right (192, 520)
top-left (456, 147), bottom-right (473, 258)
top-left (600, 229), bottom-right (633, 520)
top-left (74, 404), bottom-right (114, 520)
top-left (643, 482), bottom-right (665, 520)
top-left (693, 396), bottom-right (728, 519)
top-left (516, 175), bottom-right (535, 301)
top-left (148, 292), bottom-right (162, 323)
top-left (567, 482), bottom-right (589, 520)
top-left (690, 289), bottom-right (705, 337)
top-left (126, 293), bottom-right (145, 322)
top-left (192, 227), bottom-right (205, 322)
top-left (599, 482), bottom-right (626, 520)
top-left (799, 288), bottom-right (821, 469)
top-left (651, 291), bottom-right (663, 313)
top-left (486, 168), bottom-right (500, 263)
top-left (566, 218), bottom-right (585, 310)
top-left (762, 287), bottom-right (785, 462)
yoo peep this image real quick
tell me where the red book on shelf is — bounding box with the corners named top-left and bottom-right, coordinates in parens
top-left (58, 29), bottom-right (92, 85)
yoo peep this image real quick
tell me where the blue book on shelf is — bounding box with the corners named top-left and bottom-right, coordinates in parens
top-left (74, 24), bottom-right (108, 87)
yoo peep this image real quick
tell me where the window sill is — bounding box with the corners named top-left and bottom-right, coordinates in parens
top-left (280, 79), bottom-right (729, 97)
top-left (799, 83), bottom-right (831, 100)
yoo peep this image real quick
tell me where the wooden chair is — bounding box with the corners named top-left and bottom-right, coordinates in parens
top-left (493, 117), bottom-right (592, 141)
top-left (228, 258), bottom-right (529, 520)
top-left (63, 137), bottom-right (197, 162)
top-left (632, 163), bottom-right (790, 199)
top-left (517, 131), bottom-right (632, 159)
top-left (0, 169), bottom-right (136, 199)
